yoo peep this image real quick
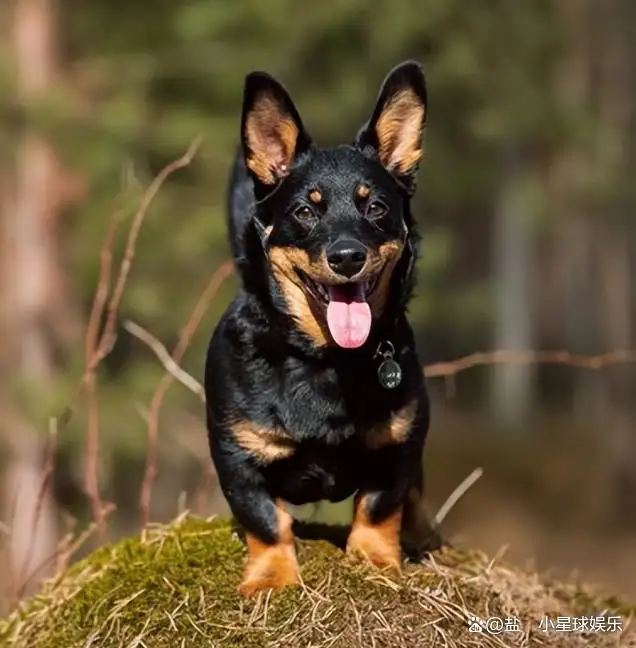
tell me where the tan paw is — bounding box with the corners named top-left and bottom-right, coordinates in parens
top-left (237, 542), bottom-right (300, 596)
top-left (346, 526), bottom-right (401, 570)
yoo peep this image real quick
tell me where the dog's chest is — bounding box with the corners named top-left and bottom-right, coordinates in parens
top-left (274, 357), bottom-right (396, 444)
top-left (260, 359), bottom-right (422, 507)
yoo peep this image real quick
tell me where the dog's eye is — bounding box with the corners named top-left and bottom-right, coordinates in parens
top-left (366, 200), bottom-right (388, 220)
top-left (293, 205), bottom-right (317, 226)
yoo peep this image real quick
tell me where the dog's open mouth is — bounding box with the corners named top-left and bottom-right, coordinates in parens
top-left (296, 270), bottom-right (380, 349)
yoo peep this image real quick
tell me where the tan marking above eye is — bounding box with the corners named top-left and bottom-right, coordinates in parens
top-left (308, 189), bottom-right (322, 204)
top-left (356, 184), bottom-right (371, 200)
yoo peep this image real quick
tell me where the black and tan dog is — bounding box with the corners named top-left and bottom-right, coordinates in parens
top-left (205, 61), bottom-right (441, 596)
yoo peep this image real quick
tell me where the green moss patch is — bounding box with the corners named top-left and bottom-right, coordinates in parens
top-left (1, 517), bottom-right (633, 647)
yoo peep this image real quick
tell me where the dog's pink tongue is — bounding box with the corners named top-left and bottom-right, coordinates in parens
top-left (326, 285), bottom-right (372, 349)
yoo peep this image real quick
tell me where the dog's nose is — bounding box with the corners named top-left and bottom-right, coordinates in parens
top-left (326, 239), bottom-right (368, 278)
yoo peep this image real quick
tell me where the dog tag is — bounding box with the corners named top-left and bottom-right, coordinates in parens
top-left (374, 340), bottom-right (403, 390)
top-left (378, 357), bottom-right (402, 390)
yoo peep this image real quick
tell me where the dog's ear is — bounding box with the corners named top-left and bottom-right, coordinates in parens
top-left (241, 72), bottom-right (313, 190)
top-left (355, 61), bottom-right (427, 194)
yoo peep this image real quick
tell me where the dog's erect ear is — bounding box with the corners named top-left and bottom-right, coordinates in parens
top-left (241, 72), bottom-right (313, 189)
top-left (355, 61), bottom-right (427, 194)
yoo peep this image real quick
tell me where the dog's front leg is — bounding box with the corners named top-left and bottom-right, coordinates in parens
top-left (346, 490), bottom-right (404, 570)
top-left (209, 416), bottom-right (301, 596)
top-left (225, 482), bottom-right (300, 596)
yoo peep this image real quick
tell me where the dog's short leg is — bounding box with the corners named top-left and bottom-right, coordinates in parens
top-left (234, 495), bottom-right (300, 597)
top-left (346, 491), bottom-right (403, 570)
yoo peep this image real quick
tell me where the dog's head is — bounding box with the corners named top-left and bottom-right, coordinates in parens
top-left (241, 61), bottom-right (427, 350)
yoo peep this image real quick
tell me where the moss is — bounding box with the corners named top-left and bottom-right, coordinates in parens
top-left (1, 516), bottom-right (633, 648)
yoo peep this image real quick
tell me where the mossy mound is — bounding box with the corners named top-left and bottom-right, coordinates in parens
top-left (1, 517), bottom-right (633, 648)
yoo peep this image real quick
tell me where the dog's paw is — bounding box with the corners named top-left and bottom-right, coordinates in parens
top-left (237, 543), bottom-right (300, 597)
top-left (346, 526), bottom-right (401, 570)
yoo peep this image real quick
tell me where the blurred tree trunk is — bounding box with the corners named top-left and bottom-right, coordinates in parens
top-left (595, 0), bottom-right (636, 526)
top-left (553, 0), bottom-right (606, 423)
top-left (552, 0), bottom-right (636, 524)
top-left (490, 144), bottom-right (535, 428)
top-left (0, 0), bottom-right (79, 594)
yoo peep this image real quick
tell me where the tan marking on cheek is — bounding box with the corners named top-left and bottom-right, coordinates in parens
top-left (375, 88), bottom-right (425, 174)
top-left (364, 400), bottom-right (417, 449)
top-left (229, 419), bottom-right (296, 463)
top-left (308, 189), bottom-right (322, 204)
top-left (356, 184), bottom-right (371, 200)
top-left (368, 240), bottom-right (404, 317)
top-left (268, 247), bottom-right (331, 347)
top-left (346, 494), bottom-right (402, 569)
top-left (271, 246), bottom-right (332, 280)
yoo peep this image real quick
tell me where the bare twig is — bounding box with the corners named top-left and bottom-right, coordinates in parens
top-left (56, 136), bottom-right (203, 430)
top-left (45, 138), bottom-right (201, 546)
top-left (3, 140), bottom-right (203, 611)
top-left (423, 348), bottom-right (636, 378)
top-left (88, 136), bottom-right (203, 374)
top-left (136, 261), bottom-right (234, 527)
top-left (121, 344), bottom-right (636, 409)
top-left (17, 418), bottom-right (58, 598)
top-left (83, 209), bottom-right (121, 541)
top-left (84, 209), bottom-right (121, 373)
top-left (433, 467), bottom-right (484, 527)
top-left (123, 321), bottom-right (205, 401)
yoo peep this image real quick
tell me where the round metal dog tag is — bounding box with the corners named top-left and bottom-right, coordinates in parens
top-left (378, 358), bottom-right (402, 390)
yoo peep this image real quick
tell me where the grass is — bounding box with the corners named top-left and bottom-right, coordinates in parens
top-left (0, 516), bottom-right (634, 647)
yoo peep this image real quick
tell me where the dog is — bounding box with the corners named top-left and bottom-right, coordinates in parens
top-left (205, 60), bottom-right (441, 597)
